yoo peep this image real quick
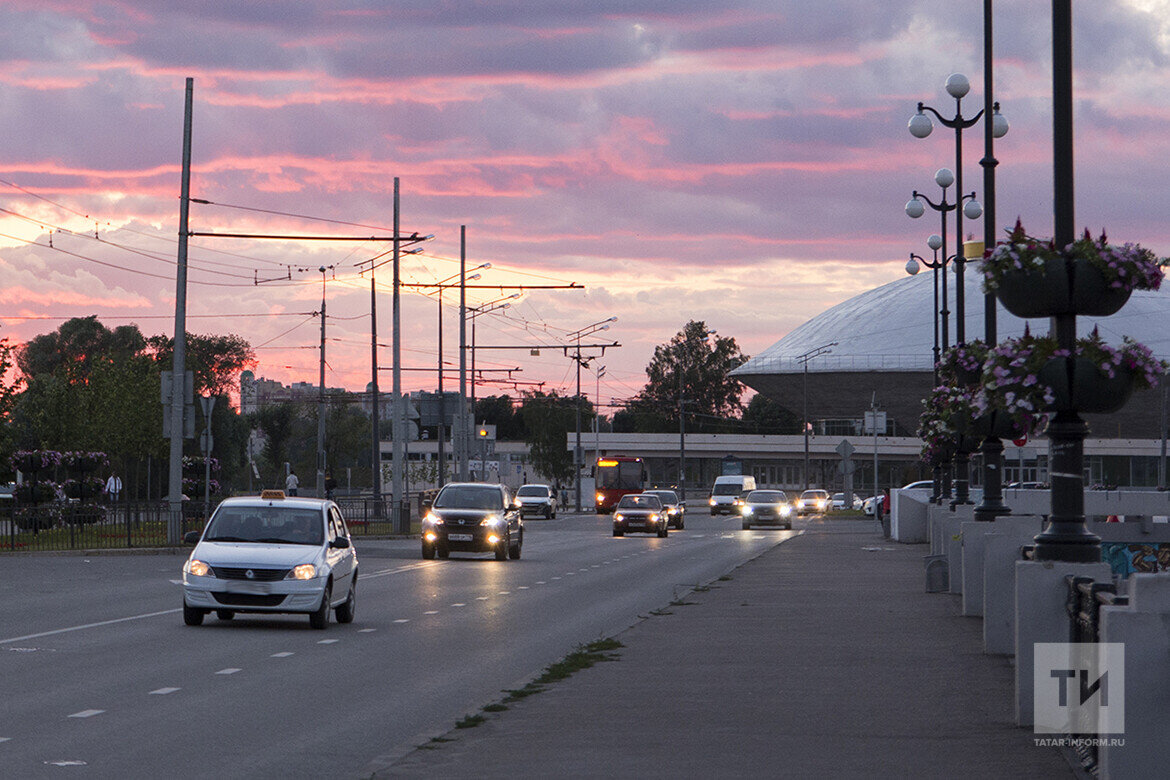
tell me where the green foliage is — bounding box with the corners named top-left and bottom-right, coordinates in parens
top-left (256, 402), bottom-right (298, 483)
top-left (474, 395), bottom-right (525, 440)
top-left (741, 393), bottom-right (800, 434)
top-left (520, 390), bottom-right (591, 486)
top-left (146, 332), bottom-right (255, 396)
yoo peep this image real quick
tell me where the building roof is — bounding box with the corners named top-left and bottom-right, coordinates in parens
top-left (733, 269), bottom-right (1170, 377)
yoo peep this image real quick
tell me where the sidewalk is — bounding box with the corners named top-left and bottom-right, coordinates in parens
top-left (381, 517), bottom-right (1072, 778)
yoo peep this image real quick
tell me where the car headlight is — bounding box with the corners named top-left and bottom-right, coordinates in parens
top-left (596, 492), bottom-right (604, 503)
top-left (481, 515), bottom-right (503, 526)
top-left (290, 564), bottom-right (317, 580)
top-left (649, 514), bottom-right (659, 523)
top-left (424, 513), bottom-right (443, 525)
top-left (781, 505), bottom-right (791, 516)
top-left (741, 506), bottom-right (753, 515)
top-left (614, 513), bottom-right (624, 522)
top-left (709, 497), bottom-right (716, 506)
top-left (797, 501), bottom-right (805, 508)
top-left (185, 559), bottom-right (211, 577)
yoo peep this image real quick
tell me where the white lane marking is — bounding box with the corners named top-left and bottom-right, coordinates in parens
top-left (692, 534), bottom-right (705, 538)
top-left (364, 561), bottom-right (443, 580)
top-left (551, 576), bottom-right (562, 580)
top-left (317, 639), bottom-right (339, 645)
top-left (476, 596), bottom-right (489, 601)
top-left (68, 710), bottom-right (104, 719)
top-left (517, 586), bottom-right (529, 590)
top-left (497, 591), bottom-right (510, 595)
top-left (393, 619), bottom-right (410, 624)
top-left (215, 668), bottom-right (241, 675)
top-left (149, 687), bottom-right (180, 695)
top-left (535, 581), bottom-right (546, 585)
top-left (46, 760), bottom-right (87, 766)
top-left (0, 737), bottom-right (10, 743)
top-left (169, 579), bottom-right (183, 585)
top-left (578, 568), bottom-right (589, 572)
top-left (565, 572), bottom-right (575, 576)
top-left (591, 565), bottom-right (601, 568)
top-left (0, 608), bottom-right (181, 646)
top-left (424, 610), bottom-right (439, 615)
top-left (271, 652), bottom-right (294, 658)
top-left (358, 628), bottom-right (376, 633)
top-left (450, 603), bottom-right (466, 608)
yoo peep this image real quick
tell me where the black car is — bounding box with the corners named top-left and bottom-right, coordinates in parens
top-left (421, 483), bottom-right (523, 560)
top-left (642, 489), bottom-right (685, 529)
top-left (612, 494), bottom-right (668, 538)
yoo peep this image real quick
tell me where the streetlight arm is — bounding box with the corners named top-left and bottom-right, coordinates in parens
top-left (918, 102), bottom-right (985, 130)
top-left (912, 190), bottom-right (956, 214)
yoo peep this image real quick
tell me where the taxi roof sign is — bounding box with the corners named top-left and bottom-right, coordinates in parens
top-left (260, 489), bottom-right (286, 500)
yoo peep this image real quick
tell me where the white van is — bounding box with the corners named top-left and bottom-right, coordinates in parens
top-left (708, 475), bottom-right (757, 515)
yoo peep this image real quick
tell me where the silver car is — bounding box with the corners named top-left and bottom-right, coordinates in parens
top-left (181, 491), bottom-right (358, 629)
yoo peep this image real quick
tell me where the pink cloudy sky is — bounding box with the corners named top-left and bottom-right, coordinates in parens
top-left (2, 1), bottom-right (1169, 410)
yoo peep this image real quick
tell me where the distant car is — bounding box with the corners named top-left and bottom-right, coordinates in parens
top-left (741, 490), bottom-right (792, 530)
top-left (515, 483), bottom-right (557, 519)
top-left (1006, 482), bottom-right (1047, 489)
top-left (642, 489), bottom-right (685, 529)
top-left (708, 475), bottom-right (757, 515)
top-left (613, 494), bottom-right (668, 538)
top-left (831, 492), bottom-right (848, 510)
top-left (181, 490), bottom-right (358, 629)
top-left (901, 480), bottom-right (934, 491)
top-left (862, 496), bottom-right (878, 516)
top-left (422, 482), bottom-right (523, 561)
top-left (796, 489), bottom-right (830, 516)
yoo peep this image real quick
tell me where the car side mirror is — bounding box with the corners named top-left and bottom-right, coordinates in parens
top-left (331, 537), bottom-right (350, 549)
top-left (183, 531), bottom-right (201, 545)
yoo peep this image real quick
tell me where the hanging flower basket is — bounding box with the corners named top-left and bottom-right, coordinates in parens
top-left (982, 221), bottom-right (1166, 318)
top-left (938, 341), bottom-right (988, 387)
top-left (970, 409), bottom-right (1024, 441)
top-left (1038, 356), bottom-right (1132, 414)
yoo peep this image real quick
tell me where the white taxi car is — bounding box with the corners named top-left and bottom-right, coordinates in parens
top-left (181, 490), bottom-right (358, 629)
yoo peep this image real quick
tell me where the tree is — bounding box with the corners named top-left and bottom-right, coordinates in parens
top-left (147, 332), bottom-right (255, 396)
top-left (256, 402), bottom-right (298, 482)
top-left (626, 320), bottom-right (749, 433)
top-left (0, 338), bottom-right (26, 473)
top-left (17, 316), bottom-right (146, 382)
top-left (741, 393), bottom-right (801, 434)
top-left (474, 395), bottom-right (525, 440)
top-left (520, 390), bottom-right (591, 486)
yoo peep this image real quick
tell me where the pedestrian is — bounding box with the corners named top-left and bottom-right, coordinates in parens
top-left (881, 489), bottom-right (890, 516)
top-left (325, 471), bottom-right (337, 500)
top-left (285, 470), bottom-right (299, 496)
top-left (105, 472), bottom-right (122, 504)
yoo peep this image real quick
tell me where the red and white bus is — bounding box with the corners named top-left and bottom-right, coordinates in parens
top-left (593, 456), bottom-right (646, 514)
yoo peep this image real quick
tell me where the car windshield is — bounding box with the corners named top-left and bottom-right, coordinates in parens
top-left (434, 485), bottom-right (503, 510)
top-left (748, 491), bottom-right (785, 503)
top-left (204, 506), bottom-right (324, 545)
top-left (712, 483), bottom-right (742, 496)
top-left (801, 491), bottom-right (824, 500)
top-left (645, 491), bottom-right (678, 504)
top-left (617, 495), bottom-right (661, 509)
top-left (516, 486), bottom-right (549, 497)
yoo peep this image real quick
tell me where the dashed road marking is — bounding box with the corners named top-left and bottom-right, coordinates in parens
top-left (149, 687), bottom-right (180, 695)
top-left (317, 639), bottom-right (339, 645)
top-left (215, 668), bottom-right (241, 675)
top-left (424, 611), bottom-right (439, 615)
top-left (535, 581), bottom-right (546, 585)
top-left (450, 603), bottom-right (466, 608)
top-left (517, 586), bottom-right (529, 590)
top-left (68, 710), bottom-right (104, 719)
top-left (551, 577), bottom-right (562, 580)
top-left (498, 591), bottom-right (510, 595)
top-left (476, 596), bottom-right (489, 601)
top-left (46, 760), bottom-right (87, 766)
top-left (271, 652), bottom-right (294, 658)
top-left (394, 619), bottom-right (410, 624)
top-left (0, 737), bottom-right (10, 743)
top-left (358, 628), bottom-right (376, 633)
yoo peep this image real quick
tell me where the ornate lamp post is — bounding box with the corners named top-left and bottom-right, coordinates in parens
top-left (906, 233), bottom-right (948, 504)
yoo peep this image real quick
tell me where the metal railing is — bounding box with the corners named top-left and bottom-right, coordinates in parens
top-left (2, 500), bottom-right (205, 553)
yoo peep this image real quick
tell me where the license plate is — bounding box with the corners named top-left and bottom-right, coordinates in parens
top-left (233, 581), bottom-right (271, 595)
top-left (448, 533), bottom-right (473, 542)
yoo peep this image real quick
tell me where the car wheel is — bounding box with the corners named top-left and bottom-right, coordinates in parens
top-left (742, 521), bottom-right (751, 530)
top-left (508, 535), bottom-right (522, 560)
top-left (183, 602), bottom-right (205, 627)
top-left (677, 517), bottom-right (684, 530)
top-left (309, 582), bottom-right (332, 630)
top-left (421, 540), bottom-right (436, 559)
top-left (437, 544), bottom-right (450, 559)
top-left (786, 523), bottom-right (792, 530)
top-left (658, 524), bottom-right (668, 538)
top-left (215, 610), bottom-right (235, 621)
top-left (613, 527), bottom-right (624, 537)
top-left (495, 533), bottom-right (508, 561)
top-left (545, 506), bottom-right (553, 519)
top-left (336, 575), bottom-right (357, 624)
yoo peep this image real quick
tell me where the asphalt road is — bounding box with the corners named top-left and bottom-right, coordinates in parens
top-left (0, 510), bottom-right (794, 778)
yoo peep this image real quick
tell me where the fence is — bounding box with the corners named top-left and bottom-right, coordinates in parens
top-left (1, 500), bottom-right (205, 553)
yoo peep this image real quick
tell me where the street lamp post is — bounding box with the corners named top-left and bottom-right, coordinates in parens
top-left (797, 342), bottom-right (836, 491)
top-left (906, 233), bottom-right (950, 504)
top-left (568, 317), bottom-right (617, 512)
top-left (464, 294), bottom-right (518, 480)
top-left (432, 265), bottom-right (486, 489)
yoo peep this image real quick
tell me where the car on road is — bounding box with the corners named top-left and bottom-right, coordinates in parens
top-left (642, 489), bottom-right (685, 529)
top-left (740, 490), bottom-right (793, 530)
top-left (515, 483), bottom-right (557, 519)
top-left (831, 492), bottom-right (848, 511)
top-left (708, 475), bottom-right (756, 515)
top-left (901, 480), bottom-right (934, 492)
top-left (613, 493), bottom-right (668, 537)
top-left (422, 482), bottom-right (523, 561)
top-left (796, 489), bottom-right (830, 515)
top-left (181, 490), bottom-right (358, 629)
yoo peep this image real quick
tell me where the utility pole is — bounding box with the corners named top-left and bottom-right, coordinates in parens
top-left (678, 369), bottom-right (686, 501)
top-left (371, 239), bottom-right (381, 506)
top-left (167, 76), bottom-right (193, 545)
top-left (317, 266), bottom-right (327, 497)
top-left (458, 226), bottom-right (469, 481)
top-left (391, 178), bottom-right (406, 533)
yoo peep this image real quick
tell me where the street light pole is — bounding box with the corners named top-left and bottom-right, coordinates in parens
top-left (567, 317), bottom-right (617, 512)
top-left (797, 342), bottom-right (836, 491)
top-left (906, 234), bottom-right (949, 504)
top-left (432, 266), bottom-right (485, 489)
top-left (317, 266), bottom-right (327, 498)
